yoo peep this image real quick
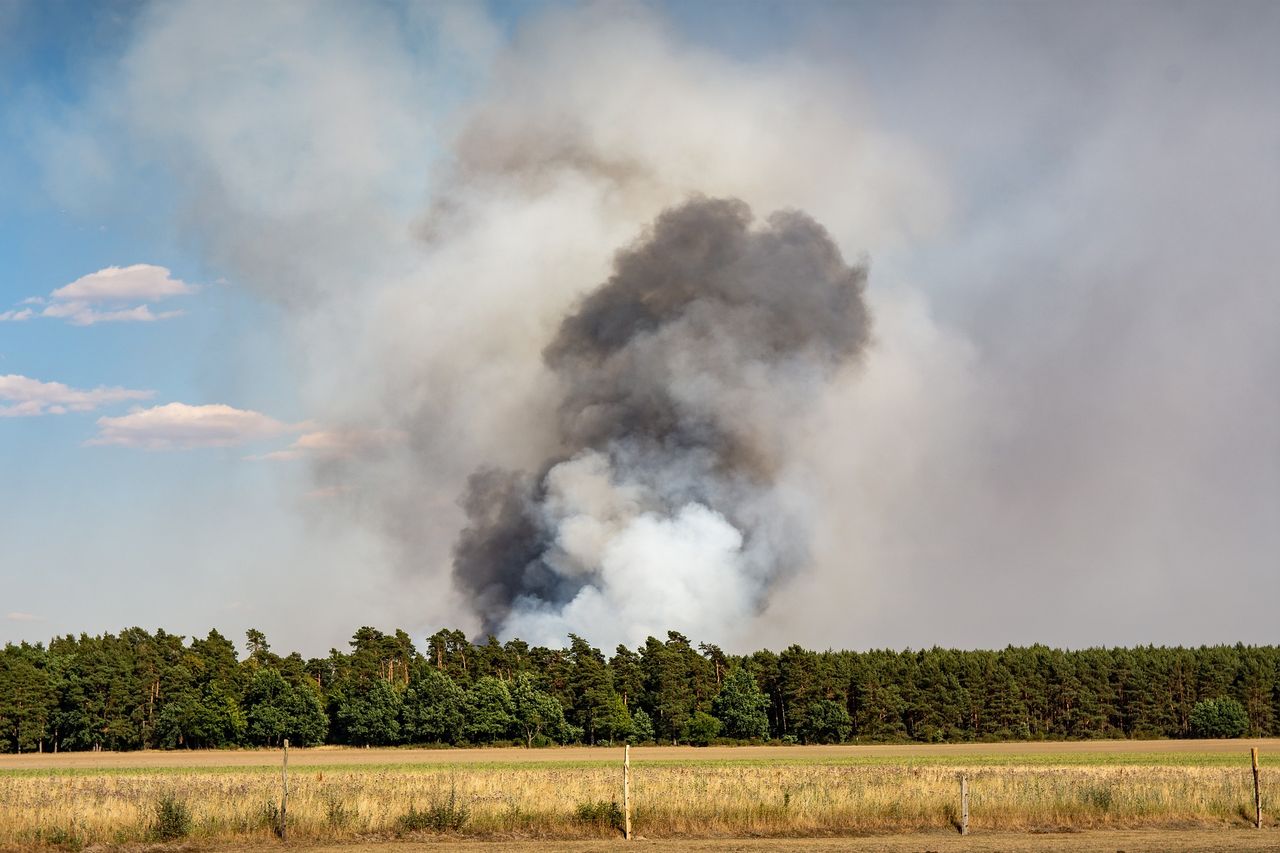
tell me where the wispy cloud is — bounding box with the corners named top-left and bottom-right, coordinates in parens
top-left (6, 612), bottom-right (42, 622)
top-left (1, 264), bottom-right (196, 326)
top-left (305, 485), bottom-right (350, 500)
top-left (0, 374), bottom-right (154, 417)
top-left (88, 402), bottom-right (306, 449)
top-left (248, 428), bottom-right (405, 461)
top-left (41, 301), bottom-right (184, 326)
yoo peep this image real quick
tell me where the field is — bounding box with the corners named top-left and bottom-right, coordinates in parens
top-left (1, 741), bottom-right (1276, 850)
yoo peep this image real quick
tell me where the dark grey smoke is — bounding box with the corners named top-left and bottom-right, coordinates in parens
top-left (452, 196), bottom-right (871, 636)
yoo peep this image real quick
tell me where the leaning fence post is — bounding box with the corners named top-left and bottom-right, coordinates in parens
top-left (623, 743), bottom-right (632, 840)
top-left (960, 774), bottom-right (969, 836)
top-left (1253, 747), bottom-right (1262, 829)
top-left (280, 738), bottom-right (289, 840)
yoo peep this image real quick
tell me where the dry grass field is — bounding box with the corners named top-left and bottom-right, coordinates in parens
top-left (1, 741), bottom-right (1275, 850)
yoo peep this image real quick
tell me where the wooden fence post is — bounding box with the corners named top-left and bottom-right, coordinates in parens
top-left (1253, 747), bottom-right (1262, 829)
top-left (960, 774), bottom-right (969, 836)
top-left (280, 738), bottom-right (289, 841)
top-left (623, 743), bottom-right (632, 840)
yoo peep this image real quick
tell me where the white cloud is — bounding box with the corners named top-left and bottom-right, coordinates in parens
top-left (2, 264), bottom-right (195, 326)
top-left (40, 301), bottom-right (184, 326)
top-left (5, 612), bottom-right (42, 622)
top-left (248, 428), bottom-right (404, 461)
top-left (88, 402), bottom-right (304, 450)
top-left (0, 374), bottom-right (154, 417)
top-left (52, 264), bottom-right (196, 302)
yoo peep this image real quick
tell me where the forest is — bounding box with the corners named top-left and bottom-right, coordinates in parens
top-left (0, 627), bottom-right (1275, 753)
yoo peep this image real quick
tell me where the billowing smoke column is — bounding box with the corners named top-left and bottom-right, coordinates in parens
top-left (452, 196), bottom-right (871, 645)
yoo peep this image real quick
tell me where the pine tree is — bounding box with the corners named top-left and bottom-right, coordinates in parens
top-left (712, 667), bottom-right (769, 740)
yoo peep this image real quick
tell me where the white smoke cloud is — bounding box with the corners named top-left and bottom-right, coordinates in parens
top-left (321, 7), bottom-right (949, 645)
top-left (507, 498), bottom-right (751, 650)
top-left (501, 447), bottom-right (783, 650)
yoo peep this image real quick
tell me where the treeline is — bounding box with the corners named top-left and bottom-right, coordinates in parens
top-left (1, 627), bottom-right (1277, 753)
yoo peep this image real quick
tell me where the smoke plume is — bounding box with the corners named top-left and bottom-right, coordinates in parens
top-left (453, 196), bottom-right (870, 642)
top-left (31, 2), bottom-right (1278, 654)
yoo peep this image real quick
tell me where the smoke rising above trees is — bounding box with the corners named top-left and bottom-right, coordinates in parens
top-left (452, 197), bottom-right (871, 642)
top-left (15, 2), bottom-right (1276, 654)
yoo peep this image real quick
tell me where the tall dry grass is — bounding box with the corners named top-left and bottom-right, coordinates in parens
top-left (0, 762), bottom-right (1268, 849)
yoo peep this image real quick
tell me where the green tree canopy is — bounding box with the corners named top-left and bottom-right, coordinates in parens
top-left (402, 664), bottom-right (466, 744)
top-left (680, 710), bottom-right (722, 746)
top-left (629, 707), bottom-right (655, 744)
top-left (712, 667), bottom-right (770, 740)
top-left (333, 678), bottom-right (402, 746)
top-left (800, 699), bottom-right (852, 744)
top-left (464, 676), bottom-right (514, 743)
top-left (1189, 697), bottom-right (1248, 738)
top-left (243, 668), bottom-right (327, 746)
top-left (510, 672), bottom-right (567, 747)
top-left (4, 630), bottom-right (1280, 752)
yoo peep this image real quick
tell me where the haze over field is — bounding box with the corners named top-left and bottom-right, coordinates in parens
top-left (1, 1), bottom-right (1277, 655)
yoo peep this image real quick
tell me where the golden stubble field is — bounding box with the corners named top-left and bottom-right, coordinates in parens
top-left (5, 738), bottom-right (1276, 770)
top-left (1, 740), bottom-right (1276, 851)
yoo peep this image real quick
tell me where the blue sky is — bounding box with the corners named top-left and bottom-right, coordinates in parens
top-left (2, 1), bottom-right (333, 647)
top-left (2, 1), bottom-right (1277, 656)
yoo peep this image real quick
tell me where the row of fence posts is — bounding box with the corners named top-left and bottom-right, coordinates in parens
top-left (270, 741), bottom-right (1265, 841)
